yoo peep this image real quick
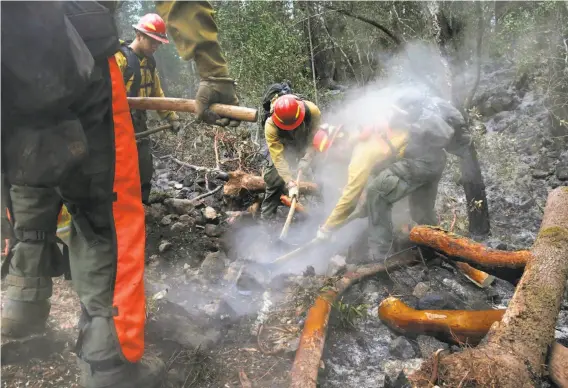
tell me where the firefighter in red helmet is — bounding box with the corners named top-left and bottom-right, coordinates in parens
top-left (261, 94), bottom-right (322, 221)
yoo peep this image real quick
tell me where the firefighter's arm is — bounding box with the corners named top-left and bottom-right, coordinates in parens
top-left (298, 101), bottom-right (322, 170)
top-left (152, 69), bottom-right (179, 121)
top-left (265, 121), bottom-right (294, 183)
top-left (154, 1), bottom-right (228, 79)
top-left (323, 142), bottom-right (381, 230)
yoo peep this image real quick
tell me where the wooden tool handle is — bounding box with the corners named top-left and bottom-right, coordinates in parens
top-left (279, 171), bottom-right (303, 240)
top-left (135, 123), bottom-right (172, 139)
top-left (128, 97), bottom-right (258, 123)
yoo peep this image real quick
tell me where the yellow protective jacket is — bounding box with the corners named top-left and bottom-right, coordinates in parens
top-left (155, 1), bottom-right (229, 80)
top-left (264, 100), bottom-right (321, 183)
top-left (114, 49), bottom-right (179, 121)
top-left (323, 129), bottom-right (409, 230)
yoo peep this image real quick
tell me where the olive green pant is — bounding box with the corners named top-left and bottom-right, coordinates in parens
top-left (366, 156), bottom-right (446, 259)
top-left (260, 164), bottom-right (287, 220)
top-left (132, 111), bottom-right (153, 204)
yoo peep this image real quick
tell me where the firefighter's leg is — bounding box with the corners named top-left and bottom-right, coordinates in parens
top-left (136, 138), bottom-right (153, 205)
top-left (260, 164), bottom-right (286, 221)
top-left (365, 166), bottom-right (423, 262)
top-left (1, 185), bottom-right (62, 337)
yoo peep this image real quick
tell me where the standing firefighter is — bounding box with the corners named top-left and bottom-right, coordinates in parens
top-left (261, 94), bottom-right (321, 220)
top-left (115, 13), bottom-right (181, 204)
top-left (314, 90), bottom-right (468, 261)
top-left (1, 1), bottom-right (239, 387)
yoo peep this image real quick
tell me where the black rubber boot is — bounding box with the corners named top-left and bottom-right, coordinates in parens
top-left (1, 298), bottom-right (50, 337)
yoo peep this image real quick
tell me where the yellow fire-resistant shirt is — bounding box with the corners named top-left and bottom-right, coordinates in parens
top-left (155, 1), bottom-right (229, 79)
top-left (264, 101), bottom-right (321, 183)
top-left (114, 50), bottom-right (179, 122)
top-left (323, 130), bottom-right (409, 229)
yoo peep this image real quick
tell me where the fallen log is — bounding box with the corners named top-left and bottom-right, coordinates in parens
top-left (410, 225), bottom-right (531, 269)
top-left (280, 195), bottom-right (306, 213)
top-left (223, 170), bottom-right (318, 198)
top-left (454, 261), bottom-right (495, 288)
top-left (289, 252), bottom-right (419, 388)
top-left (378, 297), bottom-right (505, 345)
top-left (409, 186), bottom-right (568, 387)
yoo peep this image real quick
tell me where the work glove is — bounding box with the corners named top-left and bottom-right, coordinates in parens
top-left (169, 119), bottom-right (181, 133)
top-left (316, 226), bottom-right (332, 241)
top-left (195, 77), bottom-right (240, 127)
top-left (287, 181), bottom-right (299, 199)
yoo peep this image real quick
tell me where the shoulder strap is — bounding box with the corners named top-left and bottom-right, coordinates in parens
top-left (303, 102), bottom-right (312, 128)
top-left (118, 44), bottom-right (141, 97)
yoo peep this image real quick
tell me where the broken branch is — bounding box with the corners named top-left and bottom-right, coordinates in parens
top-left (224, 170), bottom-right (318, 198)
top-left (454, 262), bottom-right (495, 288)
top-left (409, 225), bottom-right (531, 269)
top-left (378, 297), bottom-right (505, 346)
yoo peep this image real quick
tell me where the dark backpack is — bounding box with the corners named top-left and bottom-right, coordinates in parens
top-left (118, 40), bottom-right (156, 97)
top-left (260, 81), bottom-right (293, 127)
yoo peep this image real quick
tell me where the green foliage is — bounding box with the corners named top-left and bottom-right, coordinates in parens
top-left (332, 299), bottom-right (369, 330)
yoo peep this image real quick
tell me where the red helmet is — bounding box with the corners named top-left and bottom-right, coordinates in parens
top-left (272, 95), bottom-right (306, 130)
top-left (313, 124), bottom-right (343, 152)
top-left (133, 13), bottom-right (169, 44)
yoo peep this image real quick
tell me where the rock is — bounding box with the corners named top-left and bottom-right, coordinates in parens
top-left (416, 335), bottom-right (449, 357)
top-left (383, 359), bottom-right (423, 384)
top-left (179, 214), bottom-right (195, 225)
top-left (203, 206), bottom-right (218, 221)
top-left (223, 262), bottom-right (243, 283)
top-left (417, 293), bottom-right (461, 310)
top-left (146, 203), bottom-right (167, 221)
top-left (159, 241), bottom-right (172, 253)
top-left (170, 222), bottom-right (185, 233)
top-left (326, 255), bottom-right (347, 277)
top-left (166, 368), bottom-right (186, 386)
top-left (556, 166), bottom-right (568, 181)
top-left (383, 370), bottom-right (412, 388)
top-left (412, 282), bottom-right (430, 299)
top-left (389, 336), bottom-right (416, 359)
top-left (160, 215), bottom-right (172, 226)
top-left (200, 251), bottom-right (227, 280)
top-left (204, 224), bottom-right (222, 237)
top-left (201, 299), bottom-right (237, 320)
top-left (532, 169), bottom-right (551, 179)
top-left (164, 198), bottom-right (196, 215)
top-left (441, 278), bottom-right (468, 299)
top-left (174, 183), bottom-right (183, 190)
top-left (485, 238), bottom-right (508, 250)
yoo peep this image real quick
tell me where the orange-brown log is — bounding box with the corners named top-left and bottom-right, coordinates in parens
top-left (454, 261), bottom-right (495, 288)
top-left (223, 170), bottom-right (318, 197)
top-left (290, 253), bottom-right (419, 388)
top-left (378, 297), bottom-right (505, 346)
top-left (128, 97), bottom-right (258, 122)
top-left (410, 225), bottom-right (531, 268)
top-left (280, 195), bottom-right (306, 213)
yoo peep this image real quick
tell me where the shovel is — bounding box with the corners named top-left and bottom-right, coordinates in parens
top-left (278, 170), bottom-right (303, 245)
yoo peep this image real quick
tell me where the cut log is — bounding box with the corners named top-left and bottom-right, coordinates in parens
top-left (454, 261), bottom-right (495, 288)
top-left (410, 225), bottom-right (531, 268)
top-left (223, 170), bottom-right (318, 198)
top-left (409, 187), bottom-right (568, 387)
top-left (378, 297), bottom-right (505, 345)
top-left (290, 253), bottom-right (419, 388)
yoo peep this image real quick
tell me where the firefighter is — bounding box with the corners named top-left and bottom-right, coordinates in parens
top-left (313, 91), bottom-right (469, 262)
top-left (1, 1), bottom-right (239, 387)
top-left (115, 13), bottom-right (181, 204)
top-left (261, 94), bottom-right (322, 221)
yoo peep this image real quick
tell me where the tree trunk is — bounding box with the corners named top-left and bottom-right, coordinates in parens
top-left (461, 143), bottom-right (491, 237)
top-left (409, 187), bottom-right (568, 387)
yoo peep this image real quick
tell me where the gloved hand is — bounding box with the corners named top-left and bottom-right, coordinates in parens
top-left (287, 181), bottom-right (299, 199)
top-left (195, 78), bottom-right (240, 127)
top-left (169, 119), bottom-right (181, 133)
top-left (316, 226), bottom-right (332, 241)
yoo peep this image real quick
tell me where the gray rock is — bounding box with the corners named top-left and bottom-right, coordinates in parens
top-left (556, 166), bottom-right (568, 181)
top-left (389, 336), bottom-right (416, 359)
top-left (442, 278), bottom-right (468, 299)
top-left (160, 215), bottom-right (172, 226)
top-left (146, 203), bottom-right (167, 221)
top-left (412, 282), bottom-right (430, 299)
top-left (158, 241), bottom-right (172, 253)
top-left (417, 293), bottom-right (461, 310)
top-left (383, 358), bottom-right (423, 383)
top-left (170, 222), bottom-right (185, 233)
top-left (203, 206), bottom-right (218, 221)
top-left (201, 299), bottom-right (237, 320)
top-left (485, 239), bottom-right (508, 250)
top-left (223, 262), bottom-right (243, 283)
top-left (204, 224), bottom-right (222, 237)
top-left (179, 214), bottom-right (195, 226)
top-left (532, 169), bottom-right (551, 179)
top-left (164, 198), bottom-right (196, 215)
top-left (416, 335), bottom-right (449, 358)
top-left (200, 251), bottom-right (227, 280)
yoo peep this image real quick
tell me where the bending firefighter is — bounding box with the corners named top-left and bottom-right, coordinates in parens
top-left (115, 13), bottom-right (181, 204)
top-left (262, 94), bottom-right (321, 220)
top-left (313, 92), bottom-right (469, 262)
top-left (1, 1), bottom-right (239, 387)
